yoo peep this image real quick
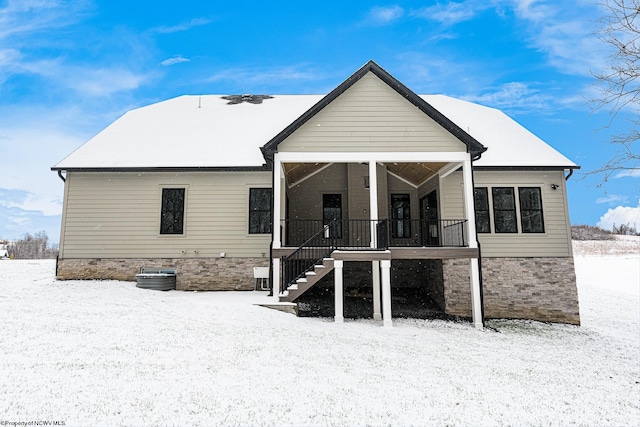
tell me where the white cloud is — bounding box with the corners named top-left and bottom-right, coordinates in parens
top-left (596, 195), bottom-right (629, 205)
top-left (161, 56), bottom-right (191, 67)
top-left (597, 199), bottom-right (640, 230)
top-left (614, 169), bottom-right (640, 178)
top-left (461, 82), bottom-right (553, 113)
top-left (62, 66), bottom-right (149, 97)
top-left (206, 64), bottom-right (325, 88)
top-left (510, 1), bottom-right (603, 76)
top-left (412, 2), bottom-right (476, 25)
top-left (150, 17), bottom-right (214, 34)
top-left (0, 0), bottom-right (90, 40)
top-left (365, 5), bottom-right (405, 25)
top-left (0, 191), bottom-right (61, 217)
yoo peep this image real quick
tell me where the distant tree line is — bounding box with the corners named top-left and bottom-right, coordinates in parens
top-left (6, 231), bottom-right (59, 259)
top-left (571, 223), bottom-right (640, 240)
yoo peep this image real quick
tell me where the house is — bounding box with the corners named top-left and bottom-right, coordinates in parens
top-left (52, 61), bottom-right (580, 327)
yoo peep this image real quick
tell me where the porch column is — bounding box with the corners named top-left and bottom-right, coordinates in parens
top-left (272, 154), bottom-right (283, 249)
top-left (372, 261), bottom-right (382, 321)
top-left (462, 158), bottom-right (483, 330)
top-left (368, 160), bottom-right (379, 248)
top-left (380, 259), bottom-right (392, 327)
top-left (334, 260), bottom-right (344, 323)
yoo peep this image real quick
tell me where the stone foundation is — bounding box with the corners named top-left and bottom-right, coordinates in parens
top-left (442, 257), bottom-right (580, 325)
top-left (56, 257), bottom-right (269, 291)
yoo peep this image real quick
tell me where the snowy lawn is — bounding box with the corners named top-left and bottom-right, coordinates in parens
top-left (0, 249), bottom-right (638, 426)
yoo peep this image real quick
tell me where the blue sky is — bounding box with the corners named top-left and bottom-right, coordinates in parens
top-left (1, 0), bottom-right (638, 243)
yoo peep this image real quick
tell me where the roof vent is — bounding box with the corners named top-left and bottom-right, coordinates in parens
top-left (222, 94), bottom-right (274, 105)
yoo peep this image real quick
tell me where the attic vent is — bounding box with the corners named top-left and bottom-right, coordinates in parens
top-left (221, 94), bottom-right (274, 105)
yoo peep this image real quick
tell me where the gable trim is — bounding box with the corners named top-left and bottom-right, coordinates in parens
top-left (261, 60), bottom-right (487, 159)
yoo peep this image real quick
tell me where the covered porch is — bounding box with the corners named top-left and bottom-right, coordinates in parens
top-left (269, 152), bottom-right (484, 329)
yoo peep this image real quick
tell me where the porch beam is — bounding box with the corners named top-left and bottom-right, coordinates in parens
top-left (438, 161), bottom-right (463, 179)
top-left (276, 151), bottom-right (470, 163)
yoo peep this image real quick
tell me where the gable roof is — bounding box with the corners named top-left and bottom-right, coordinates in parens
top-left (261, 60), bottom-right (487, 159)
top-left (52, 61), bottom-right (578, 172)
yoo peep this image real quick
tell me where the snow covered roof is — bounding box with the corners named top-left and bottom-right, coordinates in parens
top-left (53, 94), bottom-right (324, 170)
top-left (421, 95), bottom-right (577, 168)
top-left (52, 92), bottom-right (577, 170)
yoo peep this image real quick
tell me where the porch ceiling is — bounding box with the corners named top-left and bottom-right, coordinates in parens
top-left (385, 162), bottom-right (449, 186)
top-left (283, 161), bottom-right (450, 187)
top-left (283, 162), bottom-right (330, 186)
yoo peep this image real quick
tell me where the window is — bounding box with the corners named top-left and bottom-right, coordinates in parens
top-left (474, 187), bottom-right (491, 233)
top-left (322, 194), bottom-right (342, 238)
top-left (492, 187), bottom-right (517, 233)
top-left (160, 188), bottom-right (185, 234)
top-left (519, 187), bottom-right (545, 233)
top-left (391, 194), bottom-right (411, 238)
top-left (249, 188), bottom-right (272, 234)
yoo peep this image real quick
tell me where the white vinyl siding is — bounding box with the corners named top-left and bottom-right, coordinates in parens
top-left (59, 171), bottom-right (272, 258)
top-left (440, 170), bottom-right (572, 257)
top-left (278, 73), bottom-right (467, 153)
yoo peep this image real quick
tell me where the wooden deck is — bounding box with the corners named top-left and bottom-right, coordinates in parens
top-left (272, 246), bottom-right (478, 260)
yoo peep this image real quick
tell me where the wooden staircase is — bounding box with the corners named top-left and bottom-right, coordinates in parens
top-left (279, 257), bottom-right (334, 302)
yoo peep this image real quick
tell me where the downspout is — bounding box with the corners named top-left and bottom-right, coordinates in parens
top-left (565, 168), bottom-right (575, 181)
top-left (470, 151), bottom-right (485, 327)
top-left (57, 170), bottom-right (66, 183)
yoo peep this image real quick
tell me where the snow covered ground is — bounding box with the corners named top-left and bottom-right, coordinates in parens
top-left (0, 240), bottom-right (638, 426)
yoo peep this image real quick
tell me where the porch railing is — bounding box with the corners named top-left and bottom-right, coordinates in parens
top-left (281, 219), bottom-right (467, 248)
top-left (388, 219), bottom-right (468, 247)
top-left (281, 220), bottom-right (386, 292)
top-left (281, 220), bottom-right (338, 293)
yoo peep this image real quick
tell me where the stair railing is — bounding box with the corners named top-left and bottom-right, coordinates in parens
top-left (281, 219), bottom-right (339, 293)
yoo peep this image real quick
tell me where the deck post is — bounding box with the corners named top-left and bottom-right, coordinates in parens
top-left (272, 257), bottom-right (281, 302)
top-left (462, 158), bottom-right (484, 330)
top-left (380, 259), bottom-right (392, 327)
top-left (368, 160), bottom-right (379, 248)
top-left (372, 260), bottom-right (382, 320)
top-left (334, 260), bottom-right (344, 323)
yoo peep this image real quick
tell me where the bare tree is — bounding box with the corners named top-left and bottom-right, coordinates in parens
top-left (592, 0), bottom-right (640, 180)
top-left (8, 231), bottom-right (59, 259)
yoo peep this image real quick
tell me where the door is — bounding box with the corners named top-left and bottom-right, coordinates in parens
top-left (420, 190), bottom-right (439, 246)
top-left (322, 194), bottom-right (342, 239)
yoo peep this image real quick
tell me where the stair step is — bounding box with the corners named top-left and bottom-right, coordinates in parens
top-left (296, 278), bottom-right (308, 284)
top-left (306, 271), bottom-right (317, 276)
top-left (288, 284), bottom-right (298, 291)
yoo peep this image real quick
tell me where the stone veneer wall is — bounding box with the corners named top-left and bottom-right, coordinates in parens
top-left (56, 258), bottom-right (269, 291)
top-left (442, 257), bottom-right (580, 325)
